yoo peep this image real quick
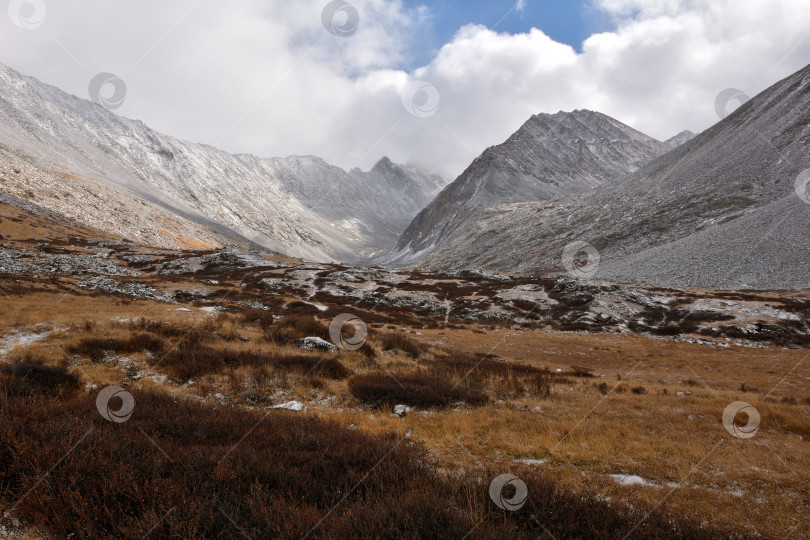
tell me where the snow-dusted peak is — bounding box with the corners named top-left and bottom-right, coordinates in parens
top-left (390, 109), bottom-right (669, 260)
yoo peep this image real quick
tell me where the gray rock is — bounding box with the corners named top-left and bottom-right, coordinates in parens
top-left (393, 404), bottom-right (413, 417)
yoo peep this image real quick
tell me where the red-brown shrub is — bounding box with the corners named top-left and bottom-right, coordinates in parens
top-left (379, 332), bottom-right (425, 357)
top-left (348, 372), bottom-right (487, 408)
top-left (150, 345), bottom-right (350, 382)
top-left (267, 315), bottom-right (330, 343)
top-left (429, 355), bottom-right (553, 398)
top-left (67, 333), bottom-right (165, 362)
top-left (0, 370), bottom-right (746, 539)
top-left (0, 356), bottom-right (80, 398)
top-left (241, 308), bottom-right (275, 329)
top-left (275, 355), bottom-right (350, 380)
top-left (126, 318), bottom-right (195, 338)
top-left (564, 365), bottom-right (594, 378)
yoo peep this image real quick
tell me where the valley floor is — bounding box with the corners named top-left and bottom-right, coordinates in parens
top-left (0, 199), bottom-right (808, 538)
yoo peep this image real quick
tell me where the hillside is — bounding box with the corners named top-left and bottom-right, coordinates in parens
top-left (390, 65), bottom-right (810, 289)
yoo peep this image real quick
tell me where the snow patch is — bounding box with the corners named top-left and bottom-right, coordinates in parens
top-left (273, 400), bottom-right (306, 411)
top-left (610, 474), bottom-right (655, 487)
top-left (0, 328), bottom-right (53, 357)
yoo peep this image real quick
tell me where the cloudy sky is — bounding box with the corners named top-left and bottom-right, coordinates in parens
top-left (1, 0), bottom-right (809, 178)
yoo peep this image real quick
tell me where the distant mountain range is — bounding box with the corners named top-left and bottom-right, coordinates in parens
top-left (2, 60), bottom-right (808, 289)
top-left (387, 64), bottom-right (810, 289)
top-left (0, 63), bottom-right (445, 261)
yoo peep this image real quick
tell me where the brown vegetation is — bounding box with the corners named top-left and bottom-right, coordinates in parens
top-left (379, 331), bottom-right (425, 357)
top-left (0, 366), bottom-right (737, 538)
top-left (68, 333), bottom-right (165, 362)
top-left (348, 372), bottom-right (488, 408)
top-left (0, 228), bottom-right (808, 540)
top-left (267, 314), bottom-right (331, 344)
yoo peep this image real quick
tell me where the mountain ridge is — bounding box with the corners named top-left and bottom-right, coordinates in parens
top-left (388, 108), bottom-right (670, 263)
top-left (0, 62), bottom-right (446, 261)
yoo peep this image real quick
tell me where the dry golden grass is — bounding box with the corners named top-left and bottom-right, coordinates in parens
top-left (158, 229), bottom-right (219, 250)
top-left (0, 292), bottom-right (208, 330)
top-left (0, 200), bottom-right (114, 245)
top-left (422, 327), bottom-right (810, 397)
top-left (2, 288), bottom-right (809, 538)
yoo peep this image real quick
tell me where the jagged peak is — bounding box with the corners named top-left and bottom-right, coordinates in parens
top-left (529, 109), bottom-right (603, 120)
top-left (371, 156), bottom-right (407, 177)
top-left (510, 109), bottom-right (657, 147)
top-left (521, 109), bottom-right (621, 133)
top-left (371, 156), bottom-right (397, 171)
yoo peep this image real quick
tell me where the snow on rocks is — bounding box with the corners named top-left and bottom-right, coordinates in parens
top-left (295, 337), bottom-right (338, 352)
top-left (515, 458), bottom-right (547, 466)
top-left (0, 247), bottom-right (138, 277)
top-left (393, 404), bottom-right (413, 417)
top-left (77, 278), bottom-right (173, 302)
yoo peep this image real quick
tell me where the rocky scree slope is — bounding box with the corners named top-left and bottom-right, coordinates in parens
top-left (0, 144), bottom-right (229, 250)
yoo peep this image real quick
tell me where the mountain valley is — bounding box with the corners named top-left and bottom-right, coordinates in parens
top-left (1, 57), bottom-right (809, 539)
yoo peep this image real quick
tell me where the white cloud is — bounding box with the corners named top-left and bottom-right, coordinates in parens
top-left (0, 0), bottom-right (809, 179)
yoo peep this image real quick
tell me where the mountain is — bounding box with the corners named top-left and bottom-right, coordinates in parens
top-left (0, 63), bottom-right (445, 261)
top-left (388, 109), bottom-right (670, 262)
top-left (665, 130), bottom-right (698, 147)
top-left (387, 64), bottom-right (810, 289)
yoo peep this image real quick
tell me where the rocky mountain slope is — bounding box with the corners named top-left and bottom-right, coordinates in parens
top-left (0, 144), bottom-right (229, 251)
top-left (388, 110), bottom-right (670, 262)
top-left (0, 63), bottom-right (445, 261)
top-left (388, 64), bottom-right (810, 289)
